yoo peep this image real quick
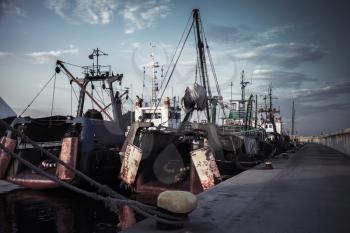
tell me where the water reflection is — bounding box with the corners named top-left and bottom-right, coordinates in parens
top-left (0, 189), bottom-right (141, 233)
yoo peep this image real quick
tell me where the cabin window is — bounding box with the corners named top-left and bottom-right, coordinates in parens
top-left (168, 111), bottom-right (181, 120)
top-left (142, 112), bottom-right (161, 119)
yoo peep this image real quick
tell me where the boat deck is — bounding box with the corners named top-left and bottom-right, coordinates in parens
top-left (122, 143), bottom-right (350, 233)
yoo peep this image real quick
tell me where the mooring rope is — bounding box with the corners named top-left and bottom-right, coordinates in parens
top-left (0, 119), bottom-right (185, 224)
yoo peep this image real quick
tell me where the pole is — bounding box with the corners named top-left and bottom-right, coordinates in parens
top-left (193, 9), bottom-right (210, 122)
top-left (255, 94), bottom-right (258, 128)
top-left (291, 100), bottom-right (295, 136)
top-left (56, 60), bottom-right (113, 121)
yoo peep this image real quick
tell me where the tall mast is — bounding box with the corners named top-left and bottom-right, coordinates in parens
top-left (150, 44), bottom-right (159, 106)
top-left (240, 70), bottom-right (250, 103)
top-left (291, 99), bottom-right (295, 136)
top-left (193, 9), bottom-right (210, 122)
top-left (268, 85), bottom-right (278, 133)
top-left (255, 94), bottom-right (258, 128)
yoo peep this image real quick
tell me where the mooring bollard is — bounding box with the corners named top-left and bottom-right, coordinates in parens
top-left (156, 190), bottom-right (197, 229)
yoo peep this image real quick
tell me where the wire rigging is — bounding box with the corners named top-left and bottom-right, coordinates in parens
top-left (148, 22), bottom-right (194, 123)
top-left (50, 72), bottom-right (57, 117)
top-left (19, 72), bottom-right (56, 117)
top-left (158, 12), bottom-right (193, 92)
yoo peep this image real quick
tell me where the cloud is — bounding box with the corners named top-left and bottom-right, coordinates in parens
top-left (297, 102), bottom-right (350, 115)
top-left (207, 24), bottom-right (253, 43)
top-left (252, 69), bottom-right (317, 88)
top-left (75, 0), bottom-right (118, 24)
top-left (122, 0), bottom-right (171, 34)
top-left (207, 24), bottom-right (293, 45)
top-left (46, 0), bottom-right (171, 32)
top-left (26, 47), bottom-right (79, 64)
top-left (257, 25), bottom-right (293, 40)
top-left (0, 0), bottom-right (26, 17)
top-left (46, 0), bottom-right (70, 18)
top-left (292, 80), bottom-right (350, 103)
top-left (231, 42), bottom-right (326, 68)
top-left (0, 51), bottom-right (14, 60)
top-left (46, 0), bottom-right (118, 25)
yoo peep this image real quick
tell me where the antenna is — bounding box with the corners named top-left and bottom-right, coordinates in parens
top-left (142, 66), bottom-right (146, 99)
top-left (150, 43), bottom-right (159, 106)
top-left (88, 48), bottom-right (108, 76)
top-left (240, 70), bottom-right (250, 102)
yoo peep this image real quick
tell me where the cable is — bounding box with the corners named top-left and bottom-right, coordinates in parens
top-left (148, 23), bottom-right (194, 123)
top-left (60, 61), bottom-right (84, 68)
top-left (19, 73), bottom-right (56, 117)
top-left (50, 72), bottom-right (57, 117)
top-left (158, 12), bottom-right (193, 92)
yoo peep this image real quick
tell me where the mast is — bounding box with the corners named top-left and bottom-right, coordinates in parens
top-left (56, 48), bottom-right (124, 129)
top-left (255, 94), bottom-right (258, 128)
top-left (268, 85), bottom-right (278, 133)
top-left (150, 52), bottom-right (159, 106)
top-left (240, 70), bottom-right (250, 103)
top-left (193, 9), bottom-right (211, 122)
top-left (291, 99), bottom-right (295, 136)
top-left (239, 70), bottom-right (250, 119)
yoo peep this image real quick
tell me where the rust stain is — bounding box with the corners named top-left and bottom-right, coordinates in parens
top-left (120, 144), bottom-right (143, 185)
top-left (190, 147), bottom-right (221, 190)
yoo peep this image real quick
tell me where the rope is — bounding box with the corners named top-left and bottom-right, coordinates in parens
top-left (0, 119), bottom-right (184, 224)
top-left (50, 72), bottom-right (57, 117)
top-left (70, 85), bottom-right (73, 116)
top-left (158, 12), bottom-right (193, 92)
top-left (60, 61), bottom-right (84, 68)
top-left (0, 142), bottom-right (183, 224)
top-left (19, 73), bottom-right (56, 117)
top-left (147, 22), bottom-right (194, 124)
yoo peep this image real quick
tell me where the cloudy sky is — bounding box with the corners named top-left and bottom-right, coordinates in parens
top-left (0, 0), bottom-right (349, 136)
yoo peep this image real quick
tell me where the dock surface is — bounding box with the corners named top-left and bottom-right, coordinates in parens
top-left (123, 144), bottom-right (350, 233)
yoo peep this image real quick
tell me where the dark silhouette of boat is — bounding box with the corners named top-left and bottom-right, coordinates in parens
top-left (0, 49), bottom-right (127, 189)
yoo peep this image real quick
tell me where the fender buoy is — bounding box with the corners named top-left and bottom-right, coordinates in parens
top-left (57, 125), bottom-right (80, 182)
top-left (0, 132), bottom-right (16, 179)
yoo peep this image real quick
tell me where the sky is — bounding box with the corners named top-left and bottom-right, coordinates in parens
top-left (0, 0), bottom-right (349, 136)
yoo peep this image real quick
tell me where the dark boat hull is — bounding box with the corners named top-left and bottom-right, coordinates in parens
top-left (1, 116), bottom-right (124, 189)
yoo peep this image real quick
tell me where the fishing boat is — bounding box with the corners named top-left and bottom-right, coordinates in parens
top-left (0, 49), bottom-right (127, 189)
top-left (118, 9), bottom-right (250, 196)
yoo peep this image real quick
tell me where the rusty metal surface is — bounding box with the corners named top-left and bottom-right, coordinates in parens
top-left (57, 137), bottom-right (79, 181)
top-left (120, 122), bottom-right (152, 160)
top-left (120, 144), bottom-right (143, 185)
top-left (7, 176), bottom-right (59, 189)
top-left (0, 136), bottom-right (16, 179)
top-left (118, 205), bottom-right (137, 230)
top-left (190, 147), bottom-right (221, 191)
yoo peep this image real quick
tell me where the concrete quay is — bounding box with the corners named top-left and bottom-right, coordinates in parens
top-left (123, 144), bottom-right (350, 233)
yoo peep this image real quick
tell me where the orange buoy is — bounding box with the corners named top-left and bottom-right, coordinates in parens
top-left (57, 136), bottom-right (79, 181)
top-left (0, 133), bottom-right (17, 179)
